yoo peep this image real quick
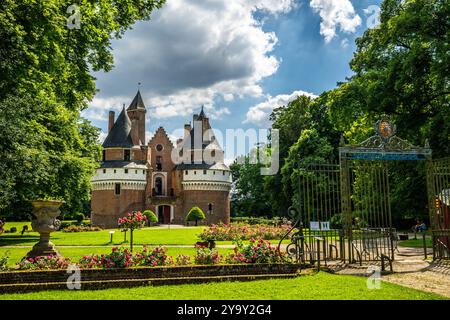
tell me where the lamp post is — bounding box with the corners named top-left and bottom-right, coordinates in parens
top-left (109, 230), bottom-right (115, 243)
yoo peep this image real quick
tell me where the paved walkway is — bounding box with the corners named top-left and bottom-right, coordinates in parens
top-left (331, 247), bottom-right (450, 298)
top-left (382, 247), bottom-right (450, 298)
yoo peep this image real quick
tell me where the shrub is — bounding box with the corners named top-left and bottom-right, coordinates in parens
top-left (18, 255), bottom-right (72, 270)
top-left (118, 211), bottom-right (148, 252)
top-left (225, 239), bottom-right (288, 264)
top-left (135, 245), bottom-right (171, 267)
top-left (0, 251), bottom-right (9, 271)
top-left (118, 211), bottom-right (147, 230)
top-left (62, 225), bottom-right (102, 232)
top-left (175, 254), bottom-right (192, 266)
top-left (194, 247), bottom-right (222, 265)
top-left (143, 210), bottom-right (158, 225)
top-left (78, 254), bottom-right (101, 269)
top-left (186, 206), bottom-right (206, 226)
top-left (99, 247), bottom-right (134, 269)
top-left (198, 223), bottom-right (291, 241)
top-left (74, 213), bottom-right (85, 224)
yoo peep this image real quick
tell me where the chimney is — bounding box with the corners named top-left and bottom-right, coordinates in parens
top-left (108, 111), bottom-right (115, 133)
top-left (184, 123), bottom-right (191, 139)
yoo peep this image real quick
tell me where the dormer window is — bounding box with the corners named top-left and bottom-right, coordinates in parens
top-left (124, 149), bottom-right (131, 161)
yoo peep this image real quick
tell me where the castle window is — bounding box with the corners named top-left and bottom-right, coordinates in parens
top-left (156, 144), bottom-right (163, 152)
top-left (102, 150), bottom-right (106, 161)
top-left (194, 171), bottom-right (196, 175)
top-left (213, 171), bottom-right (215, 175)
top-left (135, 170), bottom-right (138, 174)
top-left (103, 169), bottom-right (106, 174)
top-left (203, 170), bottom-right (207, 174)
top-left (124, 169), bottom-right (128, 174)
top-left (208, 203), bottom-right (214, 215)
top-left (143, 170), bottom-right (145, 174)
top-left (179, 150), bottom-right (183, 157)
top-left (115, 183), bottom-right (121, 195)
top-left (185, 171), bottom-right (188, 175)
top-left (124, 149), bottom-right (131, 161)
top-left (223, 171), bottom-right (225, 175)
top-left (155, 177), bottom-right (163, 196)
top-left (114, 169), bottom-right (117, 174)
top-left (211, 150), bottom-right (216, 158)
top-left (156, 156), bottom-right (162, 171)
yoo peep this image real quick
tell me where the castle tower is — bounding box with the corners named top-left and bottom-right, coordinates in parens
top-left (90, 102), bottom-right (148, 229)
top-left (174, 107), bottom-right (231, 225)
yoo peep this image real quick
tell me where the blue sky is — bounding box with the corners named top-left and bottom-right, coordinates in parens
top-left (84, 0), bottom-right (382, 147)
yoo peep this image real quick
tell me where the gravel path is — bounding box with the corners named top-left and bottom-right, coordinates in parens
top-left (330, 247), bottom-right (450, 298)
top-left (381, 247), bottom-right (450, 298)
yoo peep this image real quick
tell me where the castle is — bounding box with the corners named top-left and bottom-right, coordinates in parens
top-left (90, 91), bottom-right (232, 228)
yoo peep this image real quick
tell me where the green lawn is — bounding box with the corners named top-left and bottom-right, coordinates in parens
top-left (0, 226), bottom-right (206, 246)
top-left (0, 246), bottom-right (234, 268)
top-left (399, 238), bottom-right (432, 248)
top-left (0, 272), bottom-right (445, 300)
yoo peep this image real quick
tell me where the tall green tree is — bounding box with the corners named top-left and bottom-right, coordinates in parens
top-left (0, 0), bottom-right (165, 219)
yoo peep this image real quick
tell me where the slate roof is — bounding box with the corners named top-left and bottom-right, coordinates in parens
top-left (127, 90), bottom-right (146, 111)
top-left (102, 107), bottom-right (134, 148)
top-left (100, 160), bottom-right (148, 169)
top-left (175, 162), bottom-right (229, 171)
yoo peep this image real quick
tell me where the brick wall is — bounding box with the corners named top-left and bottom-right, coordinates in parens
top-left (179, 190), bottom-right (230, 225)
top-left (91, 189), bottom-right (146, 229)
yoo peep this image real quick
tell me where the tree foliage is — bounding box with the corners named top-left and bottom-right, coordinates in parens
top-left (0, 0), bottom-right (165, 219)
top-left (231, 0), bottom-right (449, 224)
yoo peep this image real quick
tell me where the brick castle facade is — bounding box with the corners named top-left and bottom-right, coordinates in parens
top-left (91, 91), bottom-right (231, 228)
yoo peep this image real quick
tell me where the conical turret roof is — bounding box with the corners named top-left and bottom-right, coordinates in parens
top-left (102, 106), bottom-right (134, 148)
top-left (127, 90), bottom-right (146, 111)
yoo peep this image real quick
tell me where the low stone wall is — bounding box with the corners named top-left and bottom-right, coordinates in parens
top-left (0, 263), bottom-right (305, 293)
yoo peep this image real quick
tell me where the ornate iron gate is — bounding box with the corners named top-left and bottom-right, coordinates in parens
top-left (280, 116), bottom-right (446, 265)
top-left (427, 157), bottom-right (450, 259)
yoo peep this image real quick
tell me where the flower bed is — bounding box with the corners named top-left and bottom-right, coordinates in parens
top-left (18, 255), bottom-right (72, 270)
top-left (0, 263), bottom-right (305, 293)
top-left (226, 239), bottom-right (288, 264)
top-left (61, 225), bottom-right (102, 232)
top-left (14, 240), bottom-right (290, 271)
top-left (198, 223), bottom-right (291, 241)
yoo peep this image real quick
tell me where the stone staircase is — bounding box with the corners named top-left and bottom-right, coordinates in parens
top-left (0, 264), bottom-right (312, 293)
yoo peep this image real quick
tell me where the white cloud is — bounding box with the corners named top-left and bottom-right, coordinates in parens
top-left (341, 38), bottom-right (349, 48)
top-left (245, 90), bottom-right (318, 127)
top-left (310, 0), bottom-right (361, 43)
top-left (87, 0), bottom-right (296, 121)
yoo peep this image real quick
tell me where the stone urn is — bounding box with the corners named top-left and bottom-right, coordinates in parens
top-left (26, 200), bottom-right (64, 258)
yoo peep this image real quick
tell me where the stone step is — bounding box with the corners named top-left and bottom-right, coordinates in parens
top-left (0, 273), bottom-right (303, 294)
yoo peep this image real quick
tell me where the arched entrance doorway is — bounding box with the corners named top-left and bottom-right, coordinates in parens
top-left (157, 205), bottom-right (172, 224)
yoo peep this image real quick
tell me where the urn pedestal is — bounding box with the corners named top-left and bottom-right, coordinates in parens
top-left (26, 200), bottom-right (64, 258)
